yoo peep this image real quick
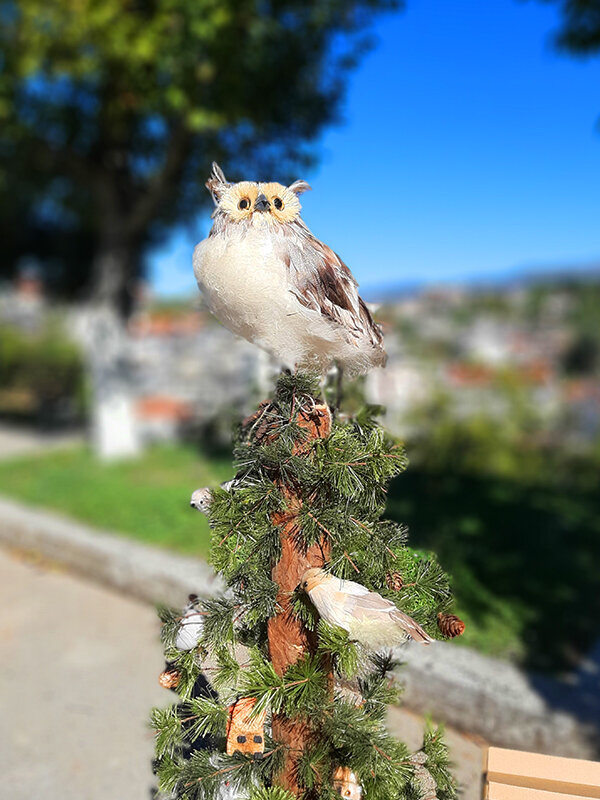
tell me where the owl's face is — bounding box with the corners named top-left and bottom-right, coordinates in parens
top-left (206, 163), bottom-right (311, 228)
top-left (219, 181), bottom-right (301, 225)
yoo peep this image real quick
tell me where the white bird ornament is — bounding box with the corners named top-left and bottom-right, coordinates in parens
top-left (193, 163), bottom-right (386, 376)
top-left (175, 595), bottom-right (205, 652)
top-left (190, 479), bottom-right (237, 514)
top-left (301, 568), bottom-right (433, 649)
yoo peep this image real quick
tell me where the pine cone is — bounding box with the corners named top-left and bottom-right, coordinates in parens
top-left (437, 613), bottom-right (465, 638)
top-left (385, 571), bottom-right (403, 592)
top-left (410, 751), bottom-right (438, 800)
top-left (158, 668), bottom-right (181, 689)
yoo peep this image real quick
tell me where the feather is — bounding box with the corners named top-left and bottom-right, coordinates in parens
top-left (205, 162), bottom-right (231, 204)
top-left (287, 179), bottom-right (312, 195)
top-left (285, 236), bottom-right (386, 369)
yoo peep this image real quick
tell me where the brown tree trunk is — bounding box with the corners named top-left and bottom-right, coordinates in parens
top-left (90, 229), bottom-right (138, 318)
top-left (268, 402), bottom-right (333, 796)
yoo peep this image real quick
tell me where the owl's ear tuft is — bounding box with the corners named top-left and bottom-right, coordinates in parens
top-left (288, 179), bottom-right (312, 196)
top-left (206, 162), bottom-right (230, 204)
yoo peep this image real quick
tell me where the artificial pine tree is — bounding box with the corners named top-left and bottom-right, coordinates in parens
top-left (152, 373), bottom-right (459, 800)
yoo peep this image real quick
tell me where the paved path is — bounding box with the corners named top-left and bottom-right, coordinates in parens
top-left (0, 424), bottom-right (82, 459)
top-left (0, 547), bottom-right (484, 799)
top-left (0, 547), bottom-right (166, 800)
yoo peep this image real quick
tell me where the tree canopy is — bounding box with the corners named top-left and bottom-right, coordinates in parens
top-left (0, 0), bottom-right (397, 308)
top-left (534, 0), bottom-right (600, 54)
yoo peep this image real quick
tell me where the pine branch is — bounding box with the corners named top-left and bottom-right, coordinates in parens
top-left (176, 746), bottom-right (284, 800)
top-left (151, 705), bottom-right (185, 759)
top-left (250, 788), bottom-right (297, 800)
top-left (199, 597), bottom-right (237, 654)
top-left (211, 647), bottom-right (242, 693)
top-left (316, 621), bottom-right (360, 679)
top-left (184, 696), bottom-right (230, 740)
top-left (421, 719), bottom-right (459, 800)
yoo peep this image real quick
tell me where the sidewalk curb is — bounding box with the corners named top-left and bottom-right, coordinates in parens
top-left (0, 494), bottom-right (596, 758)
top-left (397, 639), bottom-right (597, 758)
top-left (0, 495), bottom-right (222, 608)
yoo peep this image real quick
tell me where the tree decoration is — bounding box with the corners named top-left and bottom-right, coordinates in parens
top-left (333, 766), bottom-right (363, 798)
top-left (191, 480), bottom-right (237, 514)
top-left (159, 666), bottom-right (181, 690)
top-left (385, 571), bottom-right (404, 592)
top-left (151, 374), bottom-right (459, 800)
top-left (226, 697), bottom-right (268, 758)
top-left (175, 595), bottom-right (205, 651)
top-left (194, 164), bottom-right (386, 376)
top-left (436, 613), bottom-right (466, 639)
top-left (409, 751), bottom-right (437, 800)
top-left (301, 568), bottom-right (432, 648)
top-left (190, 488), bottom-right (213, 514)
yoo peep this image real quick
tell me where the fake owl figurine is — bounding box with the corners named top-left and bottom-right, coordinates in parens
top-left (193, 163), bottom-right (386, 376)
top-left (301, 568), bottom-right (433, 649)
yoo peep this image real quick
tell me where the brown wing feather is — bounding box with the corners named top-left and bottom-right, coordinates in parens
top-left (286, 235), bottom-right (385, 354)
top-left (316, 256), bottom-right (355, 312)
top-left (390, 610), bottom-right (433, 644)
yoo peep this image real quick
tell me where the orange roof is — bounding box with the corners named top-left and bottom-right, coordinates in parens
top-left (129, 312), bottom-right (205, 337)
top-left (136, 395), bottom-right (193, 420)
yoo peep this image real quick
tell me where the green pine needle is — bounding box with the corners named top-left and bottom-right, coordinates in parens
top-left (250, 788), bottom-right (297, 800)
top-left (317, 620), bottom-right (360, 678)
top-left (421, 719), bottom-right (459, 800)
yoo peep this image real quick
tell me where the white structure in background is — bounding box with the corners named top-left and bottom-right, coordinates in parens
top-left (92, 388), bottom-right (141, 460)
top-left (73, 306), bottom-right (142, 460)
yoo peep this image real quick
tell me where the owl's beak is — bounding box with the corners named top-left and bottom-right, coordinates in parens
top-left (254, 194), bottom-right (270, 212)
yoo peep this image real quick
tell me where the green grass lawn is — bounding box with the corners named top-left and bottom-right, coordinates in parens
top-left (0, 444), bottom-right (232, 555)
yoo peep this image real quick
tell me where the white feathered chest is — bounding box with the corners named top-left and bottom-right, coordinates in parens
top-left (194, 227), bottom-right (300, 349)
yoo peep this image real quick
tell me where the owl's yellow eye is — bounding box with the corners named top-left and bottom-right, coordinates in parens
top-left (238, 198), bottom-right (250, 210)
top-left (273, 197), bottom-right (284, 210)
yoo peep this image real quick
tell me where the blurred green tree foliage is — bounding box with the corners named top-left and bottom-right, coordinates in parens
top-left (0, 0), bottom-right (397, 312)
top-left (0, 320), bottom-right (85, 421)
top-left (532, 0), bottom-right (600, 54)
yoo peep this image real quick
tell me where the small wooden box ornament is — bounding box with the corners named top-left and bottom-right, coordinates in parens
top-left (226, 697), bottom-right (267, 759)
top-left (333, 766), bottom-right (362, 799)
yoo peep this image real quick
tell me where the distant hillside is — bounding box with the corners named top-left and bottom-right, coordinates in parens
top-left (363, 261), bottom-right (600, 302)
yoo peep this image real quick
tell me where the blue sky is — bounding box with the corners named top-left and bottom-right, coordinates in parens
top-left (150, 0), bottom-right (600, 297)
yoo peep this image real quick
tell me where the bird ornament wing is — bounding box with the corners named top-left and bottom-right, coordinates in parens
top-left (337, 576), bottom-right (372, 596)
top-left (348, 591), bottom-right (433, 644)
top-left (284, 236), bottom-right (384, 349)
